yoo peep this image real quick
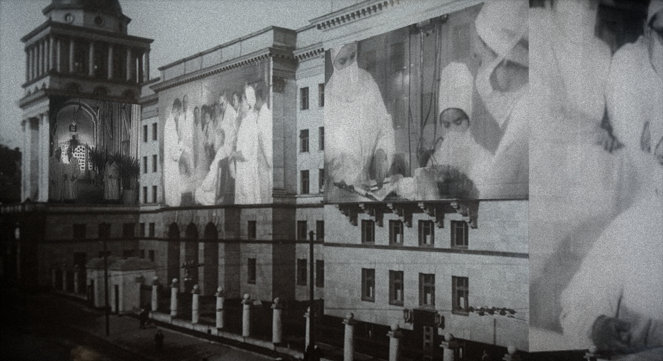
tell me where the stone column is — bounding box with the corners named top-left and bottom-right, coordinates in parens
top-left (151, 276), bottom-right (159, 312)
top-left (502, 345), bottom-right (520, 361)
top-left (55, 38), bottom-right (61, 73)
top-left (343, 313), bottom-right (357, 361)
top-left (88, 41), bottom-right (95, 77)
top-left (38, 112), bottom-right (50, 202)
top-left (107, 44), bottom-right (114, 79)
top-left (170, 278), bottom-right (179, 318)
top-left (68, 39), bottom-right (75, 73)
top-left (215, 287), bottom-right (224, 329)
top-left (47, 36), bottom-right (52, 71)
top-left (387, 323), bottom-right (402, 361)
top-left (441, 333), bottom-right (458, 361)
top-left (73, 265), bottom-right (81, 294)
top-left (145, 50), bottom-right (150, 81)
top-left (21, 119), bottom-right (29, 201)
top-left (241, 294), bottom-right (251, 337)
top-left (191, 284), bottom-right (200, 324)
top-left (126, 47), bottom-right (133, 81)
top-left (62, 265), bottom-right (68, 291)
top-left (272, 298), bottom-right (283, 344)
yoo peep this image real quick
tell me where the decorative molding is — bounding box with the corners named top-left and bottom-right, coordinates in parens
top-left (314, 0), bottom-right (402, 31)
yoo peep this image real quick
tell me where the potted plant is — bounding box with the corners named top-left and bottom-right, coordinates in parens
top-left (116, 153), bottom-right (140, 205)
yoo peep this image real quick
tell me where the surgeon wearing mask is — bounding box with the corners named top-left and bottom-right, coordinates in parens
top-left (473, 0), bottom-right (529, 200)
top-left (324, 42), bottom-right (395, 200)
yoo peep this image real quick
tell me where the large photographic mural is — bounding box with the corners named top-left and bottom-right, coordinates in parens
top-left (323, 3), bottom-right (529, 203)
top-left (160, 59), bottom-right (272, 207)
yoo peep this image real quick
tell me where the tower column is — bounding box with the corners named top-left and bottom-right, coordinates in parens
top-left (47, 36), bottom-right (53, 72)
top-left (55, 38), bottom-right (62, 73)
top-left (107, 44), bottom-right (114, 79)
top-left (68, 39), bottom-right (75, 73)
top-left (88, 41), bottom-right (95, 77)
top-left (145, 50), bottom-right (150, 81)
top-left (26, 49), bottom-right (31, 82)
top-left (126, 47), bottom-right (132, 81)
top-left (38, 111), bottom-right (50, 202)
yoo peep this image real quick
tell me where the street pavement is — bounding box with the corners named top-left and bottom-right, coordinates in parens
top-left (1, 287), bottom-right (285, 361)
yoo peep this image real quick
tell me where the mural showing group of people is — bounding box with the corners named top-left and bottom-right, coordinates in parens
top-left (324, 1), bottom-right (528, 203)
top-left (163, 76), bottom-right (272, 207)
top-left (48, 142), bottom-right (81, 202)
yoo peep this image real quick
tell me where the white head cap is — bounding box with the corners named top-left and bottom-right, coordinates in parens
top-left (244, 85), bottom-right (256, 108)
top-left (648, 0), bottom-right (663, 25)
top-left (438, 62), bottom-right (474, 119)
top-left (475, 0), bottom-right (528, 66)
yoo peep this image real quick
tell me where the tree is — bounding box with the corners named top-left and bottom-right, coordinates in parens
top-left (0, 145), bottom-right (21, 203)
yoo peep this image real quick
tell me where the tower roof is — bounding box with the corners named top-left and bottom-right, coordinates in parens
top-left (43, 0), bottom-right (124, 18)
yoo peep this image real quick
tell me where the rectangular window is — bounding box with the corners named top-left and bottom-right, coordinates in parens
top-left (318, 127), bottom-right (324, 151)
top-left (143, 186), bottom-right (148, 204)
top-left (389, 220), bottom-right (404, 245)
top-left (316, 220), bottom-right (324, 241)
top-left (419, 273), bottom-right (435, 307)
top-left (389, 270), bottom-right (404, 306)
top-left (419, 220), bottom-right (434, 247)
top-left (143, 156), bottom-right (148, 174)
top-left (451, 221), bottom-right (468, 248)
top-left (123, 249), bottom-right (135, 259)
top-left (300, 129), bottom-right (309, 152)
top-left (361, 268), bottom-right (375, 302)
top-left (318, 168), bottom-right (325, 192)
top-left (148, 223), bottom-right (155, 237)
top-left (361, 220), bottom-right (375, 244)
top-left (122, 223), bottom-right (135, 239)
top-left (73, 224), bottom-right (87, 240)
top-left (152, 123), bottom-right (158, 141)
top-left (97, 223), bottom-right (110, 239)
top-left (152, 155), bottom-right (157, 172)
top-left (318, 83), bottom-right (325, 107)
top-left (139, 223), bottom-right (146, 237)
top-left (152, 186), bottom-right (157, 203)
top-left (300, 87), bottom-right (309, 110)
top-left (247, 220), bottom-right (257, 240)
top-left (148, 250), bottom-right (155, 262)
top-left (315, 260), bottom-right (324, 288)
top-left (297, 259), bottom-right (307, 286)
top-left (248, 258), bottom-right (257, 284)
top-left (143, 124), bottom-right (148, 142)
top-left (301, 170), bottom-right (310, 194)
top-left (453, 276), bottom-right (469, 314)
top-left (297, 220), bottom-right (308, 240)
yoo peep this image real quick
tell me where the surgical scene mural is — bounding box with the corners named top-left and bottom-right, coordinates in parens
top-left (529, 0), bottom-right (663, 355)
top-left (48, 97), bottom-right (139, 204)
top-left (160, 59), bottom-right (271, 207)
top-left (324, 2), bottom-right (529, 203)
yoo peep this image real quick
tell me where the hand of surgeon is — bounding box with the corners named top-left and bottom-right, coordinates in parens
top-left (592, 315), bottom-right (632, 353)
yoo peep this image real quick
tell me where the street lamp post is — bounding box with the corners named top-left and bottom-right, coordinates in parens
top-left (103, 238), bottom-right (109, 336)
top-left (307, 230), bottom-right (317, 360)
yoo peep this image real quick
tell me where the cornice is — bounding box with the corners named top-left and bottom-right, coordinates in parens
top-left (293, 46), bottom-right (325, 61)
top-left (311, 0), bottom-right (403, 31)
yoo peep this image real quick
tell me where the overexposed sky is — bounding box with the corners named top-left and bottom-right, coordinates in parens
top-left (0, 0), bottom-right (358, 150)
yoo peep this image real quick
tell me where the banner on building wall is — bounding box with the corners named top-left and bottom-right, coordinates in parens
top-left (160, 59), bottom-right (272, 207)
top-left (323, 3), bottom-right (529, 203)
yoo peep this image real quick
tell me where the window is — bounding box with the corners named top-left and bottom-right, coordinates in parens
top-left (453, 276), bottom-right (469, 314)
top-left (152, 186), bottom-right (157, 203)
top-left (301, 170), bottom-right (310, 194)
top-left (419, 273), bottom-right (435, 307)
top-left (122, 223), bottom-right (135, 239)
top-left (419, 220), bottom-right (434, 247)
top-left (318, 83), bottom-right (325, 107)
top-left (361, 220), bottom-right (375, 243)
top-left (152, 155), bottom-right (157, 172)
top-left (148, 222), bottom-right (155, 237)
top-left (316, 221), bottom-right (324, 241)
top-left (300, 129), bottom-right (309, 152)
top-left (143, 186), bottom-right (148, 203)
top-left (297, 221), bottom-right (308, 240)
top-left (315, 260), bottom-right (324, 288)
top-left (139, 223), bottom-right (146, 237)
top-left (98, 223), bottom-right (110, 239)
top-left (248, 220), bottom-right (257, 240)
top-left (318, 168), bottom-right (325, 192)
top-left (318, 127), bottom-right (324, 151)
top-left (148, 250), bottom-right (155, 262)
top-left (389, 220), bottom-right (404, 245)
top-left (451, 221), bottom-right (468, 248)
top-left (123, 249), bottom-right (135, 258)
top-left (297, 259), bottom-right (307, 286)
top-left (300, 87), bottom-right (309, 110)
top-left (73, 224), bottom-right (87, 240)
top-left (143, 156), bottom-right (148, 173)
top-left (248, 258), bottom-right (257, 284)
top-left (361, 268), bottom-right (375, 302)
top-left (143, 124), bottom-right (148, 142)
top-left (152, 123), bottom-right (158, 141)
top-left (389, 270), bottom-right (404, 306)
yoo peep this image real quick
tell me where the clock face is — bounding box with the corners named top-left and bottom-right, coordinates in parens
top-left (94, 15), bottom-right (104, 26)
top-left (64, 13), bottom-right (74, 23)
